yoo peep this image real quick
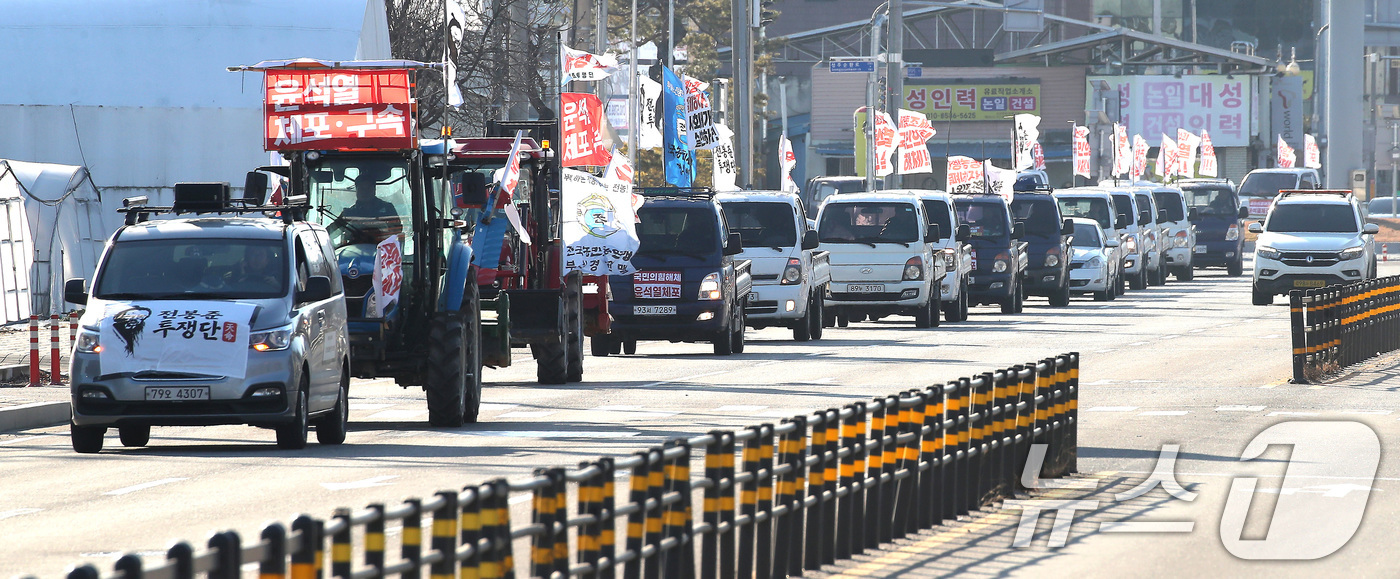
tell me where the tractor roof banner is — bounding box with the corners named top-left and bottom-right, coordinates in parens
top-left (263, 69), bottom-right (415, 151)
top-left (561, 93), bottom-right (614, 167)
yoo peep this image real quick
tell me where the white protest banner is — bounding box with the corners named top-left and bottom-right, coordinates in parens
top-left (1072, 125), bottom-right (1091, 178)
top-left (1032, 142), bottom-right (1046, 170)
top-left (779, 134), bottom-right (798, 193)
top-left (684, 76), bottom-right (720, 150)
top-left (712, 124), bottom-right (739, 192)
top-left (100, 301), bottom-right (257, 379)
top-left (562, 169), bottom-right (640, 276)
top-left (1156, 134), bottom-right (1177, 178)
top-left (897, 109), bottom-right (935, 174)
top-left (983, 160), bottom-right (1017, 203)
top-left (1131, 134), bottom-right (1149, 179)
top-left (563, 45), bottom-right (618, 82)
top-left (1014, 114), bottom-right (1041, 171)
top-left (1113, 124), bottom-right (1131, 176)
top-left (1305, 134), bottom-right (1322, 169)
top-left (1277, 135), bottom-right (1296, 168)
top-left (854, 107), bottom-right (898, 177)
top-left (603, 149), bottom-right (634, 184)
top-left (373, 236), bottom-right (404, 317)
top-left (1176, 128), bottom-right (1198, 177)
top-left (947, 156), bottom-right (984, 194)
top-left (639, 74), bottom-right (664, 150)
top-left (1198, 130), bottom-right (1219, 177)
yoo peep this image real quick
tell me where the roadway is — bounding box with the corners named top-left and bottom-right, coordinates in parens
top-left (2, 260), bottom-right (1397, 577)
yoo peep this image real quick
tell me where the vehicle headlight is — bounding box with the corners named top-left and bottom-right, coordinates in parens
top-left (1225, 224), bottom-right (1240, 241)
top-left (1174, 230), bottom-right (1190, 247)
top-left (1256, 246), bottom-right (1282, 260)
top-left (993, 260), bottom-right (1008, 273)
top-left (1085, 256), bottom-right (1103, 269)
top-left (1044, 253), bottom-right (1060, 267)
top-left (75, 329), bottom-right (101, 354)
top-left (1339, 246), bottom-right (1365, 261)
top-left (699, 272), bottom-right (723, 300)
top-left (780, 258), bottom-right (803, 285)
top-left (903, 257), bottom-right (923, 281)
top-left (249, 323), bottom-right (294, 352)
top-left (1122, 235), bottom-right (1138, 254)
top-left (942, 248), bottom-right (956, 269)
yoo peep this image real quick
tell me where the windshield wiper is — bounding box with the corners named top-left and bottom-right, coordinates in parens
top-left (856, 236), bottom-right (908, 247)
top-left (94, 292), bottom-right (173, 300)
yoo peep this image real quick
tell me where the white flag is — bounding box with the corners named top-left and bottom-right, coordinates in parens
top-left (491, 131), bottom-right (532, 245)
top-left (1277, 135), bottom-right (1297, 168)
top-left (638, 74), bottom-right (664, 150)
top-left (444, 0), bottom-right (468, 107)
top-left (1072, 125), bottom-right (1091, 178)
top-left (602, 149), bottom-right (634, 184)
top-left (1198, 131), bottom-right (1218, 177)
top-left (946, 156), bottom-right (983, 194)
top-left (983, 160), bottom-right (1017, 203)
top-left (897, 109), bottom-right (936, 174)
top-left (1176, 129), bottom-right (1199, 177)
top-left (683, 76), bottom-right (720, 150)
top-left (1112, 124), bottom-right (1131, 177)
top-left (1305, 134), bottom-right (1322, 169)
top-left (1156, 134), bottom-right (1177, 178)
top-left (1014, 114), bottom-right (1041, 171)
top-left (1131, 135), bottom-right (1149, 179)
top-left (562, 45), bottom-right (618, 82)
top-left (779, 134), bottom-right (798, 193)
top-left (712, 124), bottom-right (739, 192)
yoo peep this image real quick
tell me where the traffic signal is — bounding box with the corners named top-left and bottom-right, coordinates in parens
top-left (750, 0), bottom-right (779, 27)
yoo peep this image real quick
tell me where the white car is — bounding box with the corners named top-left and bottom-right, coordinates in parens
top-left (1067, 217), bottom-right (1120, 301)
top-left (1055, 188), bottom-right (1128, 296)
top-left (1249, 190), bottom-right (1378, 305)
top-left (817, 192), bottom-right (946, 327)
top-left (912, 189), bottom-right (973, 322)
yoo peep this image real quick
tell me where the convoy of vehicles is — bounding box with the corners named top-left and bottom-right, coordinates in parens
top-left (817, 192), bottom-right (947, 328)
top-left (1010, 188), bottom-right (1073, 307)
top-left (1249, 190), bottom-right (1378, 305)
top-left (717, 191), bottom-right (831, 341)
top-left (1066, 217), bottom-right (1121, 301)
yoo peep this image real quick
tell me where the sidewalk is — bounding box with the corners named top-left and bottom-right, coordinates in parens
top-left (0, 318), bottom-right (79, 432)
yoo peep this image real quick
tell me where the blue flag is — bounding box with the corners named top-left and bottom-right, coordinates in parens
top-left (661, 66), bottom-right (694, 186)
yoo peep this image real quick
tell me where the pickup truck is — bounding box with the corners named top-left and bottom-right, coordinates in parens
top-left (597, 188), bottom-right (753, 355)
top-left (953, 193), bottom-right (1029, 313)
top-left (817, 192), bottom-right (947, 328)
top-left (718, 191), bottom-right (832, 341)
top-left (1010, 188), bottom-right (1074, 307)
top-left (914, 189), bottom-right (973, 321)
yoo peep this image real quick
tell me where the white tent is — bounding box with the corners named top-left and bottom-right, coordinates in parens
top-left (0, 160), bottom-right (120, 322)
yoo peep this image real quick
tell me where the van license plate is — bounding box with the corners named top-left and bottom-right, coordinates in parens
top-left (848, 284), bottom-right (885, 293)
top-left (1293, 280), bottom-right (1326, 288)
top-left (145, 386), bottom-right (211, 401)
top-left (1194, 246), bottom-right (1207, 254)
top-left (633, 305), bottom-right (677, 315)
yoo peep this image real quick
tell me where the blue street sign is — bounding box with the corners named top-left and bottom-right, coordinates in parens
top-left (829, 60), bottom-right (875, 73)
top-left (906, 66), bottom-right (923, 78)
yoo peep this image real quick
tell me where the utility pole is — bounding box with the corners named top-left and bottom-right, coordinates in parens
top-left (866, 12), bottom-right (886, 194)
top-left (629, 0), bottom-right (639, 167)
top-left (732, 0), bottom-right (752, 186)
top-left (667, 0), bottom-right (675, 69)
top-left (887, 0), bottom-right (903, 188)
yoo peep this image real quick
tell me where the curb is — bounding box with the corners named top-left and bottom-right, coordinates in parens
top-left (0, 401), bottom-right (70, 432)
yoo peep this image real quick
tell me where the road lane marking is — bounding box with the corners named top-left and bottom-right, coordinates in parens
top-left (104, 478), bottom-right (187, 496)
top-left (1127, 341), bottom-right (1149, 346)
top-left (1266, 411), bottom-right (1318, 417)
top-left (592, 405), bottom-right (640, 411)
top-left (368, 409), bottom-right (428, 420)
top-left (1259, 384), bottom-right (1279, 389)
top-left (508, 494), bottom-right (533, 505)
top-left (1086, 406), bottom-right (1138, 412)
top-left (714, 405), bottom-right (768, 412)
top-left (753, 360), bottom-right (784, 367)
top-left (0, 435), bottom-right (49, 446)
top-left (1083, 380), bottom-right (1118, 386)
top-left (348, 403), bottom-right (394, 411)
top-left (0, 508), bottom-right (41, 521)
top-left (479, 403), bottom-right (517, 411)
top-left (1099, 521), bottom-right (1195, 532)
top-left (321, 476), bottom-right (399, 491)
top-left (640, 370), bottom-right (730, 388)
top-left (1139, 411), bottom-right (1189, 416)
top-left (456, 430), bottom-right (640, 438)
top-left (497, 411), bottom-right (557, 418)
top-left (1339, 409), bottom-right (1393, 415)
top-left (1216, 405), bottom-right (1266, 412)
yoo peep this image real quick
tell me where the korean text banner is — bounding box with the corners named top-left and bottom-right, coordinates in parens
top-left (99, 301), bottom-right (257, 379)
top-left (264, 69), bottom-right (415, 151)
top-left (853, 107), bottom-right (897, 177)
top-left (561, 169), bottom-right (640, 276)
top-left (902, 82), bottom-right (1040, 121)
top-left (561, 93), bottom-right (613, 167)
top-left (661, 66), bottom-right (694, 187)
top-left (1088, 75), bottom-right (1253, 147)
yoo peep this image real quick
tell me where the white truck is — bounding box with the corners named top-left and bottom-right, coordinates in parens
top-left (718, 192), bottom-right (832, 341)
top-left (816, 192), bottom-right (947, 328)
top-left (914, 189), bottom-right (973, 321)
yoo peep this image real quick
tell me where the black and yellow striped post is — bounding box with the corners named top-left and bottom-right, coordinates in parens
top-left (166, 541), bottom-right (195, 579)
top-left (1066, 353), bottom-right (1080, 473)
top-left (430, 492), bottom-right (458, 579)
top-left (714, 434), bottom-right (737, 579)
top-left (738, 426), bottom-right (761, 579)
top-left (644, 448), bottom-right (665, 579)
top-left (881, 394), bottom-right (902, 542)
top-left (114, 554), bottom-right (142, 579)
top-left (893, 391), bottom-right (919, 539)
top-left (261, 523), bottom-right (287, 579)
top-left (289, 517), bottom-right (317, 579)
top-left (835, 404), bottom-right (859, 560)
top-left (987, 372), bottom-right (1006, 499)
top-left (977, 372), bottom-right (997, 502)
top-left (786, 415), bottom-right (810, 576)
top-left (849, 402), bottom-right (868, 556)
top-left (864, 399), bottom-right (886, 549)
top-left (755, 424), bottom-right (776, 579)
top-left (1035, 365), bottom-right (1054, 478)
top-left (919, 386), bottom-right (944, 529)
top-left (579, 461), bottom-right (604, 579)
top-left (599, 458), bottom-right (618, 579)
top-left (209, 530), bottom-right (243, 579)
top-left (818, 408), bottom-right (839, 568)
top-left (328, 508), bottom-right (350, 579)
top-left (662, 439), bottom-right (693, 579)
top-left (941, 381), bottom-right (961, 520)
top-left (531, 469), bottom-right (557, 578)
top-left (401, 499), bottom-right (422, 579)
top-left (996, 369), bottom-right (1016, 495)
top-left (623, 450), bottom-right (650, 579)
top-left (771, 418), bottom-right (798, 577)
top-left (366, 503), bottom-right (386, 577)
top-left (551, 468), bottom-right (570, 577)
top-left (485, 480), bottom-right (515, 579)
top-left (457, 492), bottom-right (480, 579)
top-left (1290, 290), bottom-right (1307, 382)
top-left (1016, 362), bottom-right (1044, 490)
top-left (65, 565), bottom-right (100, 579)
top-left (803, 411), bottom-right (829, 571)
top-left (955, 377), bottom-right (973, 515)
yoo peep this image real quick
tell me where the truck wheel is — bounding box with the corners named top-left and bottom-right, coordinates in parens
top-left (1116, 272), bottom-right (1127, 295)
top-left (929, 292), bottom-right (941, 327)
top-left (1130, 269), bottom-right (1146, 290)
top-left (71, 423), bottom-right (105, 454)
top-left (276, 374), bottom-right (310, 450)
top-left (1000, 282), bottom-right (1019, 314)
top-left (1178, 265), bottom-right (1194, 282)
top-left (1094, 288), bottom-right (1111, 301)
top-left (809, 296), bottom-right (824, 339)
top-left (427, 313), bottom-right (470, 426)
top-left (118, 425), bottom-right (150, 448)
top-left (1108, 275), bottom-right (1119, 300)
top-left (712, 324), bottom-right (733, 355)
top-left (623, 340), bottom-right (637, 355)
top-left (794, 302), bottom-right (814, 342)
top-left (959, 283), bottom-right (970, 320)
top-left (1252, 283), bottom-right (1273, 306)
top-left (1013, 281), bottom-right (1025, 313)
top-left (1227, 259), bottom-right (1244, 277)
top-left (590, 336), bottom-right (614, 357)
top-left (1049, 281), bottom-right (1071, 307)
top-left (316, 369), bottom-right (350, 445)
top-left (1148, 266), bottom-right (1163, 287)
top-left (837, 311), bottom-right (850, 328)
top-left (822, 302), bottom-right (837, 328)
top-left (914, 297), bottom-right (933, 328)
top-left (565, 283), bottom-right (584, 383)
top-left (731, 309), bottom-right (746, 354)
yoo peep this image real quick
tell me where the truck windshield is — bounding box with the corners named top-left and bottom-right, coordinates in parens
top-left (95, 239), bottom-right (288, 300)
top-left (636, 207), bottom-right (718, 256)
top-left (1071, 224), bottom-right (1102, 247)
top-left (818, 203), bottom-right (920, 244)
top-left (1010, 199), bottom-right (1061, 238)
top-left (1153, 191), bottom-right (1186, 221)
top-left (1183, 187), bottom-right (1237, 217)
top-left (1239, 173), bottom-right (1298, 197)
top-left (724, 202), bottom-right (797, 248)
top-left (1058, 197), bottom-right (1113, 230)
top-left (953, 200), bottom-right (1009, 239)
top-left (1266, 204), bottom-right (1358, 233)
top-left (309, 159), bottom-right (415, 257)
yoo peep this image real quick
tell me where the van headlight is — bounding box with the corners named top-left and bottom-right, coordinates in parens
top-left (75, 329), bottom-right (101, 354)
top-left (1339, 246), bottom-right (1365, 261)
top-left (1085, 256), bottom-right (1103, 269)
top-left (698, 272), bottom-right (723, 300)
top-left (1174, 230), bottom-right (1190, 247)
top-left (1122, 235), bottom-right (1138, 254)
top-left (903, 257), bottom-right (923, 281)
top-left (1256, 246), bottom-right (1282, 260)
top-left (249, 323), bottom-right (294, 352)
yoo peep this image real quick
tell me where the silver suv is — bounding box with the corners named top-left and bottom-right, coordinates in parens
top-left (1248, 190), bottom-right (1378, 305)
top-left (65, 183), bottom-right (350, 452)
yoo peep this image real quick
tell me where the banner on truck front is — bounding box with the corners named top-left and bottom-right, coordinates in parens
top-left (561, 169), bottom-right (640, 276)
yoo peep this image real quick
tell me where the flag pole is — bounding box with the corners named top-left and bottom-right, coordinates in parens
top-left (629, 0), bottom-right (639, 174)
top-left (441, 0), bottom-right (451, 226)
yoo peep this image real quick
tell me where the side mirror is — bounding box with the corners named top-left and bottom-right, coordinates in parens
top-left (64, 278), bottom-right (88, 305)
top-left (1138, 212), bottom-right (1151, 226)
top-left (1061, 219), bottom-right (1075, 236)
top-left (1104, 238), bottom-right (1121, 248)
top-left (1188, 207), bottom-right (1200, 221)
top-left (1011, 222), bottom-right (1025, 239)
top-left (1237, 206), bottom-right (1249, 219)
top-left (924, 223), bottom-right (942, 243)
top-left (1115, 212), bottom-right (1130, 230)
top-left (801, 229), bottom-right (819, 250)
top-left (1364, 223), bottom-right (1381, 235)
top-left (242, 171), bottom-right (269, 204)
top-left (956, 224), bottom-right (972, 242)
top-left (297, 275), bottom-right (333, 304)
top-left (1247, 222), bottom-right (1263, 234)
top-left (724, 232), bottom-right (744, 256)
top-left (1158, 209), bottom-right (1169, 223)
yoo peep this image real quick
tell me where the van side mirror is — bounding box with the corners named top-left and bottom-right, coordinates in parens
top-left (1247, 222), bottom-right (1263, 234)
top-left (724, 232), bottom-right (744, 256)
top-left (1115, 213), bottom-right (1130, 230)
top-left (1011, 222), bottom-right (1025, 239)
top-left (297, 275), bottom-right (333, 304)
top-left (64, 278), bottom-right (88, 305)
top-left (1364, 223), bottom-right (1381, 235)
top-left (1061, 219), bottom-right (1075, 235)
top-left (1104, 238), bottom-right (1121, 248)
top-left (924, 223), bottom-right (942, 243)
top-left (1189, 207), bottom-right (1200, 221)
top-left (1138, 212), bottom-right (1151, 226)
top-left (801, 229), bottom-right (819, 250)
top-left (1158, 209), bottom-right (1169, 222)
top-left (956, 224), bottom-right (971, 242)
top-left (1237, 206), bottom-right (1249, 219)
top-left (242, 171), bottom-right (269, 204)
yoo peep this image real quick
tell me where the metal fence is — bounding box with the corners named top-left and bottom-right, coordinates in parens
top-left (1290, 279), bottom-right (1400, 383)
top-left (43, 352), bottom-right (1079, 579)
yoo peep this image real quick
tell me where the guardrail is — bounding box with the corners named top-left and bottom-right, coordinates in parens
top-left (1290, 279), bottom-right (1400, 383)
top-left (39, 353), bottom-right (1079, 579)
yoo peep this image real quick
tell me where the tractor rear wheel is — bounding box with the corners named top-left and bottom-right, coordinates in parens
top-left (533, 339), bottom-right (568, 384)
top-left (565, 281), bottom-right (584, 382)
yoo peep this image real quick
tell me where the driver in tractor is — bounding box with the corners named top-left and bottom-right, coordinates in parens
top-left (329, 171), bottom-right (403, 247)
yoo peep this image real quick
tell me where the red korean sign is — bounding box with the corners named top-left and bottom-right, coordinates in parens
top-left (561, 93), bottom-right (613, 167)
top-left (263, 69), bottom-right (417, 151)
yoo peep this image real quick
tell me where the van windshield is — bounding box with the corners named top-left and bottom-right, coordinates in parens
top-left (1183, 186), bottom-right (1237, 217)
top-left (1057, 197), bottom-right (1113, 230)
top-left (724, 201), bottom-right (797, 248)
top-left (1265, 204), bottom-right (1358, 233)
top-left (636, 207), bottom-right (719, 256)
top-left (954, 200), bottom-right (1010, 239)
top-left (819, 203), bottom-right (920, 244)
top-left (1239, 173), bottom-right (1298, 198)
top-left (1153, 191), bottom-right (1186, 221)
top-left (95, 239), bottom-right (288, 300)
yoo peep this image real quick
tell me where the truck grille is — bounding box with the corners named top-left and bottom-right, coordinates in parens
top-left (1280, 252), bottom-right (1340, 267)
